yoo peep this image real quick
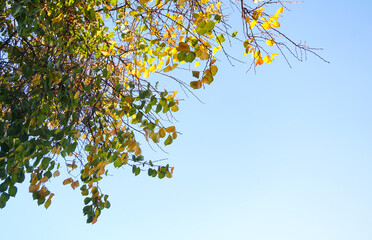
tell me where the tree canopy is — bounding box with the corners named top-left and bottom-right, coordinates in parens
top-left (0, 0), bottom-right (321, 223)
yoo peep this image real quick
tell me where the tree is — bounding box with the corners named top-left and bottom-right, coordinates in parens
top-left (0, 0), bottom-right (323, 223)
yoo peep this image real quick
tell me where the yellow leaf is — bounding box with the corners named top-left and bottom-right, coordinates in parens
top-left (121, 153), bottom-right (128, 165)
top-left (135, 147), bottom-right (142, 156)
top-left (44, 199), bottom-right (51, 209)
top-left (159, 128), bottom-right (166, 138)
top-left (210, 65), bottom-right (218, 76)
top-left (216, 1), bottom-right (221, 9)
top-left (254, 50), bottom-right (262, 59)
top-left (171, 105), bottom-right (179, 112)
top-left (172, 131), bottom-right (177, 139)
top-left (171, 63), bottom-right (178, 70)
top-left (148, 64), bottom-right (157, 72)
top-left (101, 51), bottom-right (110, 56)
top-left (200, 50), bottom-right (209, 60)
top-left (201, 0), bottom-right (208, 4)
top-left (277, 6), bottom-right (284, 14)
top-left (249, 20), bottom-right (257, 29)
top-left (31, 74), bottom-right (41, 85)
top-left (73, 91), bottom-right (79, 101)
top-left (150, 132), bottom-right (160, 143)
top-left (271, 53), bottom-right (279, 59)
top-left (272, 21), bottom-right (280, 28)
top-left (269, 16), bottom-right (277, 23)
top-left (178, 0), bottom-right (186, 7)
top-left (261, 22), bottom-right (271, 29)
top-left (194, 61), bottom-right (201, 68)
top-left (143, 70), bottom-right (150, 78)
top-left (245, 16), bottom-right (251, 23)
top-left (266, 38), bottom-right (275, 46)
top-left (165, 126), bottom-right (175, 133)
top-left (51, 13), bottom-right (63, 23)
top-left (157, 60), bottom-right (163, 70)
top-left (263, 55), bottom-right (272, 63)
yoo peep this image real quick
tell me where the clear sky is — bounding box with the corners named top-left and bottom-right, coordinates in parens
top-left (1, 1), bottom-right (372, 239)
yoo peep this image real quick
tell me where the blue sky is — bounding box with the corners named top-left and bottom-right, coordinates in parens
top-left (1, 0), bottom-right (372, 239)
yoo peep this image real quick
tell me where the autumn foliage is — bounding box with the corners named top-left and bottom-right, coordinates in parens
top-left (0, 0), bottom-right (319, 223)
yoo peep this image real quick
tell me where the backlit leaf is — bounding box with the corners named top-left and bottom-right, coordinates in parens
top-left (261, 22), bottom-right (271, 29)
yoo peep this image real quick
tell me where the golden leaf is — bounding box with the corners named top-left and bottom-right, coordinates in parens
top-left (261, 22), bottom-right (271, 29)
top-left (266, 38), bottom-right (275, 46)
top-left (171, 105), bottom-right (179, 112)
top-left (263, 55), bottom-right (272, 63)
top-left (272, 21), bottom-right (280, 28)
top-left (165, 126), bottom-right (176, 133)
top-left (159, 128), bottom-right (166, 138)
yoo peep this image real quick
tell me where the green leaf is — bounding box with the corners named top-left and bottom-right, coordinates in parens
top-left (83, 205), bottom-right (92, 215)
top-left (177, 52), bottom-right (186, 61)
top-left (185, 52), bottom-right (196, 63)
top-left (0, 193), bottom-right (10, 204)
top-left (8, 186), bottom-right (17, 197)
top-left (89, 8), bottom-right (96, 20)
top-left (155, 104), bottom-right (162, 113)
top-left (86, 216), bottom-right (93, 223)
top-left (114, 158), bottom-right (122, 168)
top-left (145, 104), bottom-right (152, 113)
top-left (164, 135), bottom-right (173, 146)
top-left (37, 197), bottom-right (45, 205)
top-left (214, 14), bottom-right (222, 22)
top-left (41, 157), bottom-right (51, 170)
top-left (158, 172), bottom-right (165, 179)
top-left (67, 142), bottom-right (78, 154)
top-left (84, 197), bottom-right (91, 205)
top-left (0, 181), bottom-right (8, 192)
top-left (135, 167), bottom-right (141, 176)
top-left (205, 21), bottom-right (215, 31)
top-left (108, 32), bottom-right (115, 38)
top-left (216, 34), bottom-right (225, 44)
top-left (22, 65), bottom-right (33, 77)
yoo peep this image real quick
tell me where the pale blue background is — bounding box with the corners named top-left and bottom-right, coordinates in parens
top-left (1, 1), bottom-right (372, 239)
